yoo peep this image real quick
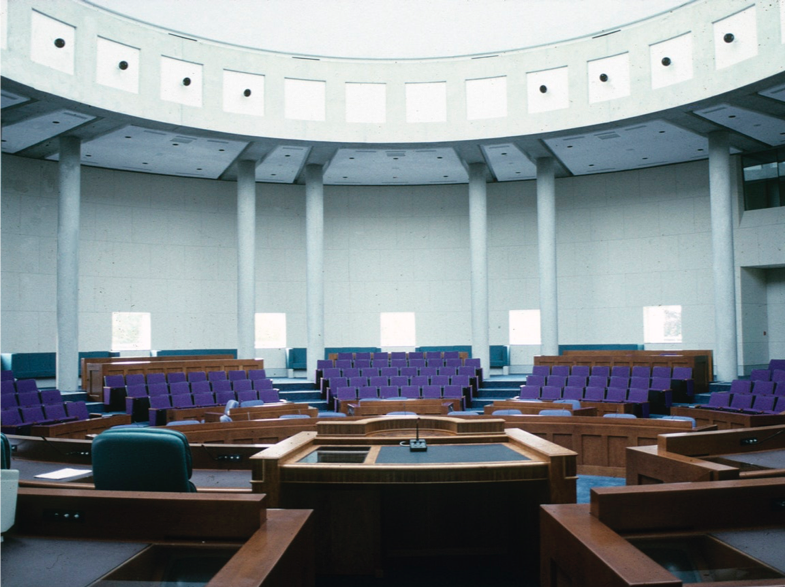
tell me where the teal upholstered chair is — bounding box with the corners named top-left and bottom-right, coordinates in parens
top-left (92, 428), bottom-right (197, 492)
top-left (1, 433), bottom-right (11, 469)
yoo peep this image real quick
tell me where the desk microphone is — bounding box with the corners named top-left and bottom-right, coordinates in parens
top-left (409, 417), bottom-right (427, 452)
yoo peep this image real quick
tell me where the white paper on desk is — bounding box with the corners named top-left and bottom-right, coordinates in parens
top-left (35, 468), bottom-right (91, 480)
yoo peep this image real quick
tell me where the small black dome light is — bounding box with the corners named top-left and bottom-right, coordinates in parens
top-left (539, 85), bottom-right (547, 93)
top-left (661, 57), bottom-right (671, 66)
top-left (182, 77), bottom-right (192, 86)
top-left (724, 33), bottom-right (735, 43)
top-left (54, 38), bottom-right (66, 48)
top-left (599, 73), bottom-right (609, 82)
top-left (243, 88), bottom-right (252, 97)
top-left (118, 60), bottom-right (129, 70)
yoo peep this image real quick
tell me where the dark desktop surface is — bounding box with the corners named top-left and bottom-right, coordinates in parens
top-left (375, 443), bottom-right (530, 464)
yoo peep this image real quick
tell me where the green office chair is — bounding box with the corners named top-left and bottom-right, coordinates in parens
top-left (92, 427), bottom-right (197, 492)
top-left (1, 433), bottom-right (11, 469)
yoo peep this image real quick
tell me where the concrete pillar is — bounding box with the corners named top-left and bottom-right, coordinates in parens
top-left (305, 164), bottom-right (325, 380)
top-left (56, 136), bottom-right (81, 391)
top-left (537, 157), bottom-right (559, 356)
top-left (708, 131), bottom-right (739, 381)
top-left (468, 163), bottom-right (490, 372)
top-left (236, 160), bottom-right (257, 360)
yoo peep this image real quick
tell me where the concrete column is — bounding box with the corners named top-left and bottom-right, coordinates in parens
top-left (468, 163), bottom-right (490, 372)
top-left (708, 131), bottom-right (739, 381)
top-left (305, 164), bottom-right (325, 380)
top-left (537, 157), bottom-right (559, 356)
top-left (236, 160), bottom-right (257, 359)
top-left (57, 136), bottom-right (81, 391)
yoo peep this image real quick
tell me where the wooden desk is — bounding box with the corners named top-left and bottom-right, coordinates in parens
top-left (343, 398), bottom-right (458, 416)
top-left (3, 488), bottom-right (313, 587)
top-left (483, 399), bottom-right (598, 416)
top-left (541, 478), bottom-right (785, 587)
top-left (626, 423), bottom-right (785, 485)
top-left (176, 402), bottom-right (316, 424)
top-left (29, 414), bottom-right (131, 439)
top-left (670, 405), bottom-right (785, 429)
top-left (251, 416), bottom-right (576, 576)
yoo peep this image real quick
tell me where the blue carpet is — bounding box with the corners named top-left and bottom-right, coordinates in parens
top-left (576, 474), bottom-right (626, 504)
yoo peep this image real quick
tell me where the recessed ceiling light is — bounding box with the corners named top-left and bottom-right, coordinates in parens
top-left (172, 143), bottom-right (179, 146)
top-left (53, 121), bottom-right (60, 124)
top-left (728, 115), bottom-right (736, 119)
top-left (219, 148), bottom-right (225, 152)
top-left (142, 162), bottom-right (148, 165)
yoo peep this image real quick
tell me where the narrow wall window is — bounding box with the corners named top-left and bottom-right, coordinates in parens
top-left (405, 82), bottom-right (446, 123)
top-left (284, 78), bottom-right (325, 121)
top-left (466, 76), bottom-right (507, 120)
top-left (255, 313), bottom-right (287, 348)
top-left (380, 312), bottom-right (416, 347)
top-left (346, 82), bottom-right (386, 123)
top-left (509, 310), bottom-right (541, 345)
top-left (643, 305), bottom-right (682, 343)
top-left (111, 312), bottom-right (151, 351)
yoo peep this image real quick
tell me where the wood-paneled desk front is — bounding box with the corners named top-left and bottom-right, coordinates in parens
top-left (251, 415), bottom-right (577, 576)
top-left (670, 406), bottom-right (785, 430)
top-left (2, 488), bottom-right (313, 587)
top-left (626, 423), bottom-right (785, 485)
top-left (541, 478), bottom-right (785, 587)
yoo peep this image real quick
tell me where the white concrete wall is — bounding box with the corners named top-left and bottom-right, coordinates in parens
top-left (2, 153), bottom-right (784, 370)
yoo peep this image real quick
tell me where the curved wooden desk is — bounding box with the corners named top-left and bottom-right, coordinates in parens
top-left (251, 416), bottom-right (577, 576)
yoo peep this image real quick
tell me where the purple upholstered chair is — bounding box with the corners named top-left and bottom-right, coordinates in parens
top-left (587, 375), bottom-right (608, 389)
top-left (551, 365), bottom-right (570, 377)
top-left (566, 376), bottom-right (587, 389)
top-left (236, 389), bottom-right (258, 403)
top-left (169, 381), bottom-right (191, 396)
top-left (604, 387), bottom-right (627, 403)
top-left (147, 373), bottom-right (167, 385)
top-left (1, 407), bottom-right (25, 432)
top-left (248, 369), bottom-right (267, 381)
top-left (422, 385), bottom-right (442, 399)
top-left (438, 367), bottom-right (459, 377)
top-left (400, 385), bottom-right (420, 399)
top-left (192, 391), bottom-right (216, 407)
top-left (379, 386), bottom-right (399, 399)
top-left (442, 385), bottom-right (463, 406)
top-left (626, 388), bottom-right (650, 417)
top-left (65, 401), bottom-right (90, 421)
top-left (211, 380), bottom-right (232, 394)
top-left (16, 390), bottom-right (42, 407)
top-left (381, 367), bottom-right (399, 378)
top-left (541, 386), bottom-right (562, 401)
top-left (400, 366), bottom-right (418, 378)
top-left (360, 368), bottom-right (381, 379)
top-left (611, 366), bottom-right (630, 379)
top-left (706, 392), bottom-right (731, 410)
top-left (531, 365), bottom-right (550, 377)
top-left (571, 366), bottom-right (590, 378)
top-left (750, 369), bottom-right (771, 382)
top-left (562, 387), bottom-right (584, 401)
top-left (354, 360), bottom-right (371, 369)
top-left (518, 385), bottom-right (541, 400)
top-left (215, 389), bottom-right (237, 405)
top-left (147, 383), bottom-right (169, 397)
top-left (40, 389), bottom-right (63, 405)
top-left (254, 379), bottom-right (274, 390)
top-left (187, 371), bottom-right (207, 383)
top-left (410, 375), bottom-right (429, 389)
top-left (15, 379), bottom-right (39, 394)
top-left (724, 393), bottom-right (753, 412)
top-left (167, 372), bottom-right (187, 384)
top-left (44, 403), bottom-right (75, 423)
top-left (749, 394), bottom-right (777, 414)
top-left (21, 405), bottom-right (55, 425)
top-left (171, 393), bottom-right (194, 408)
top-left (526, 374), bottom-right (546, 388)
top-left (584, 387), bottom-right (605, 402)
top-left (228, 370), bottom-right (247, 381)
top-left (190, 380), bottom-right (212, 395)
top-left (752, 381), bottom-right (775, 396)
top-left (359, 387), bottom-right (379, 401)
top-left (631, 366), bottom-right (651, 379)
top-left (629, 377), bottom-right (650, 390)
top-left (591, 366), bottom-right (610, 379)
top-left (431, 375), bottom-right (450, 388)
top-left (370, 376), bottom-right (389, 389)
top-left (728, 380), bottom-right (752, 395)
top-left (1, 393), bottom-right (18, 410)
top-left (233, 379), bottom-right (253, 393)
top-left (334, 387), bottom-right (357, 409)
top-left (607, 376), bottom-right (629, 390)
top-left (651, 367), bottom-right (671, 379)
top-left (419, 367), bottom-right (437, 378)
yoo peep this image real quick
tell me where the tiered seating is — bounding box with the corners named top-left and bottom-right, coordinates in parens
top-left (517, 364), bottom-right (674, 416)
top-left (1, 374), bottom-right (89, 434)
top-left (698, 361), bottom-right (785, 415)
top-left (99, 369), bottom-right (280, 424)
top-left (317, 352), bottom-right (478, 411)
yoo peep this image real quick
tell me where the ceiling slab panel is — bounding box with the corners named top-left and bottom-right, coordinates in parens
top-left (694, 103), bottom-right (785, 147)
top-left (481, 143), bottom-right (536, 181)
top-left (324, 148), bottom-right (467, 185)
top-left (1, 109), bottom-right (95, 153)
top-left (255, 145), bottom-right (310, 183)
top-left (1, 90), bottom-right (31, 109)
top-left (47, 125), bottom-right (248, 178)
top-left (544, 120), bottom-right (708, 176)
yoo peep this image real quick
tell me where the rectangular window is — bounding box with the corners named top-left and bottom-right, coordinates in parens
top-left (255, 313), bottom-right (287, 348)
top-left (509, 310), bottom-right (541, 345)
top-left (284, 78), bottom-right (326, 121)
top-left (405, 82), bottom-right (446, 123)
top-left (643, 305), bottom-right (683, 344)
top-left (112, 312), bottom-right (151, 351)
top-left (742, 147), bottom-right (784, 211)
top-left (466, 76), bottom-right (507, 120)
top-left (380, 312), bottom-right (416, 347)
top-left (346, 82), bottom-right (386, 123)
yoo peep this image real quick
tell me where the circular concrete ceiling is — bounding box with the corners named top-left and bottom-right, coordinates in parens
top-left (84, 0), bottom-right (695, 59)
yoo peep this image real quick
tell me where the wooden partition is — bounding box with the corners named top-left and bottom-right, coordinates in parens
top-left (30, 414), bottom-right (131, 439)
top-left (482, 399), bottom-right (598, 416)
top-left (85, 357), bottom-right (265, 400)
top-left (537, 350), bottom-right (712, 394)
top-left (81, 354), bottom-right (233, 393)
top-left (342, 398), bottom-right (460, 415)
top-left (169, 402), bottom-right (316, 424)
top-left (498, 414), bottom-right (697, 477)
top-left (9, 488), bottom-right (313, 587)
top-left (626, 423), bottom-right (785, 485)
top-left (670, 406), bottom-right (785, 429)
top-left (541, 478), bottom-right (785, 587)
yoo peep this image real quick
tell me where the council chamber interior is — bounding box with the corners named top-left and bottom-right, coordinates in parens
top-left (2, 1), bottom-right (785, 586)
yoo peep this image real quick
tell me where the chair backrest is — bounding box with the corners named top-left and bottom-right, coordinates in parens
top-left (603, 413), bottom-right (637, 419)
top-left (254, 378), bottom-right (274, 390)
top-left (707, 392), bottom-right (731, 408)
top-left (584, 387), bottom-right (605, 402)
top-left (651, 366), bottom-right (671, 379)
top-left (92, 428), bottom-right (196, 492)
top-left (608, 376), bottom-right (629, 389)
top-left (729, 393), bottom-right (753, 411)
top-left (44, 403), bottom-right (69, 421)
top-left (562, 386), bottom-right (584, 401)
top-left (541, 386), bottom-right (562, 401)
top-left (228, 370), bottom-right (247, 381)
top-left (442, 385), bottom-right (462, 401)
top-left (190, 380), bottom-right (212, 394)
top-left (16, 391), bottom-right (41, 407)
top-left (147, 383), bottom-right (169, 397)
top-left (611, 366), bottom-right (630, 378)
top-left (0, 393), bottom-right (17, 409)
top-left (211, 380), bottom-right (232, 393)
top-left (629, 377), bottom-right (650, 390)
top-left (0, 380), bottom-right (15, 396)
top-left (526, 374), bottom-right (545, 387)
top-left (1, 408), bottom-right (23, 428)
top-left (587, 376), bottom-right (607, 388)
top-left (648, 377), bottom-right (671, 391)
top-left (539, 409), bottom-right (572, 417)
top-left (518, 385), bottom-right (541, 400)
top-left (149, 394), bottom-right (171, 409)
top-left (422, 385), bottom-right (442, 399)
top-left (259, 389), bottom-right (280, 403)
top-left (605, 387), bottom-right (628, 402)
top-left (65, 401), bottom-right (90, 420)
top-left (169, 381), bottom-right (191, 396)
top-left (571, 366), bottom-right (590, 377)
top-left (752, 381), bottom-right (775, 396)
top-left (671, 367), bottom-right (693, 380)
top-left (492, 409), bottom-right (522, 416)
top-left (749, 369), bottom-right (771, 382)
top-left (566, 376), bottom-right (587, 388)
top-left (1, 433), bottom-right (11, 469)
top-left (631, 366), bottom-right (651, 379)
top-left (432, 375), bottom-right (450, 387)
top-left (167, 372), bottom-right (187, 384)
top-left (772, 370), bottom-right (785, 384)
top-left (379, 385), bottom-right (399, 399)
top-left (172, 393), bottom-right (194, 408)
top-left (400, 385), bottom-right (420, 399)
top-left (104, 375), bottom-right (125, 388)
top-left (551, 365), bottom-right (570, 377)
top-left (146, 373), bottom-right (167, 385)
top-left (359, 387), bottom-right (379, 400)
top-left (591, 366), bottom-right (610, 378)
top-left (729, 380), bottom-right (752, 394)
top-left (187, 371), bottom-right (207, 383)
top-left (192, 392), bottom-right (215, 407)
top-left (125, 374), bottom-right (146, 387)
top-left (752, 395), bottom-right (777, 412)
top-left (15, 379), bottom-right (38, 394)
